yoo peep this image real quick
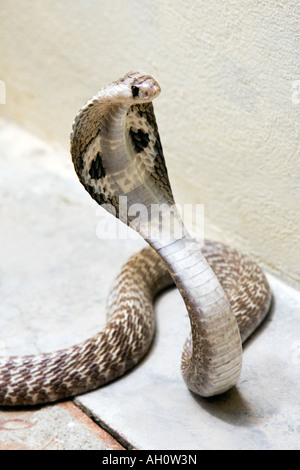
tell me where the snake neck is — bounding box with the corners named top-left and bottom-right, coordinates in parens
top-left (151, 233), bottom-right (243, 397)
top-left (136, 200), bottom-right (243, 398)
top-left (100, 103), bottom-right (131, 171)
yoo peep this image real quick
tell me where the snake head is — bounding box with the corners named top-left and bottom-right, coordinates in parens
top-left (104, 71), bottom-right (161, 105)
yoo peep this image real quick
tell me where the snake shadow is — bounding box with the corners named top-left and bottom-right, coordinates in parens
top-left (189, 296), bottom-right (276, 427)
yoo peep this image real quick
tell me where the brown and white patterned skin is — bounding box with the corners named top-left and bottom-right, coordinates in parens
top-left (0, 72), bottom-right (271, 406)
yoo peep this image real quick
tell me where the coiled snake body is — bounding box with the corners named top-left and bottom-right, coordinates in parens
top-left (0, 72), bottom-right (271, 406)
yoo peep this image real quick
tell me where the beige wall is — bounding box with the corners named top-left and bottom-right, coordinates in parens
top-left (1, 0), bottom-right (299, 286)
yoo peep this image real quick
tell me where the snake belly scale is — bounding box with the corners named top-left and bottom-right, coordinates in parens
top-left (0, 72), bottom-right (271, 406)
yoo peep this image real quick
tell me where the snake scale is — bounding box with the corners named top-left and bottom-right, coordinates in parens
top-left (0, 72), bottom-right (271, 406)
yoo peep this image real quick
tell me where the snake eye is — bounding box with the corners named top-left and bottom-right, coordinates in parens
top-left (131, 85), bottom-right (139, 97)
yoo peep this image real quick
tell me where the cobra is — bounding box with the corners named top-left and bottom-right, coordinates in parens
top-left (0, 72), bottom-right (271, 406)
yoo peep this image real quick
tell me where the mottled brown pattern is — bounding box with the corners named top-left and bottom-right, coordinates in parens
top-left (0, 242), bottom-right (270, 406)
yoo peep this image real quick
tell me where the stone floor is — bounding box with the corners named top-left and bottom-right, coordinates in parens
top-left (0, 119), bottom-right (299, 450)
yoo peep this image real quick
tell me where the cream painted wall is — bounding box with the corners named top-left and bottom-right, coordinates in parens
top-left (0, 0), bottom-right (299, 286)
